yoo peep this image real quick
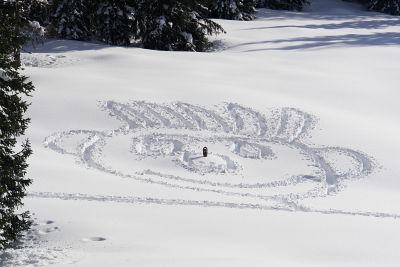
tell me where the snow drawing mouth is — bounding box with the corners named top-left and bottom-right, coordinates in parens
top-left (37, 101), bottom-right (398, 219)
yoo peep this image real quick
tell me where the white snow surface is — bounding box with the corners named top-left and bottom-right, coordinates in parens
top-left (2, 0), bottom-right (400, 266)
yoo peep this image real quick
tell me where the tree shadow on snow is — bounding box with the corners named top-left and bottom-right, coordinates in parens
top-left (243, 18), bottom-right (400, 31)
top-left (254, 6), bottom-right (379, 22)
top-left (231, 32), bottom-right (400, 51)
top-left (24, 39), bottom-right (111, 54)
top-left (227, 4), bottom-right (400, 52)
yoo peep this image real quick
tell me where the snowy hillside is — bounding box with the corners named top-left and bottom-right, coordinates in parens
top-left (2, 0), bottom-right (400, 266)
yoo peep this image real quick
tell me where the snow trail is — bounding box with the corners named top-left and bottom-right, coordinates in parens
top-left (27, 191), bottom-right (400, 219)
top-left (39, 101), bottom-right (386, 218)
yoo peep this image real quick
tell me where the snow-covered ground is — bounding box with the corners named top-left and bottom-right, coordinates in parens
top-left (2, 0), bottom-right (400, 266)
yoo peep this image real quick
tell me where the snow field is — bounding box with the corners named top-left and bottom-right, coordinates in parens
top-left (2, 0), bottom-right (400, 265)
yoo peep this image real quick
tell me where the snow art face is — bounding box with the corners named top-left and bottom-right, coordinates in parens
top-left (44, 101), bottom-right (378, 215)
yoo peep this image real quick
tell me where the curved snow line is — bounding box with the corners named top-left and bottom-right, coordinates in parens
top-left (143, 169), bottom-right (306, 189)
top-left (27, 192), bottom-right (400, 219)
top-left (64, 131), bottom-right (319, 208)
top-left (27, 191), bottom-right (292, 211)
top-left (44, 130), bottom-right (303, 209)
top-left (316, 146), bottom-right (375, 179)
top-left (174, 102), bottom-right (231, 132)
top-left (226, 103), bottom-right (269, 137)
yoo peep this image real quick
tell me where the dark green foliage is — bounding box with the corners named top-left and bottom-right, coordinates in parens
top-left (25, 0), bottom-right (51, 26)
top-left (207, 0), bottom-right (258, 20)
top-left (368, 0), bottom-right (400, 15)
top-left (95, 0), bottom-right (137, 46)
top-left (0, 1), bottom-right (34, 249)
top-left (21, 1), bottom-right (48, 47)
top-left (241, 0), bottom-right (259, 18)
top-left (47, 0), bottom-right (225, 51)
top-left (257, 0), bottom-right (309, 11)
top-left (51, 0), bottom-right (93, 40)
top-left (135, 0), bottom-right (225, 51)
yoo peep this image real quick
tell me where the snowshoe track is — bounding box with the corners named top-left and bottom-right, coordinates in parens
top-left (36, 101), bottom-right (391, 218)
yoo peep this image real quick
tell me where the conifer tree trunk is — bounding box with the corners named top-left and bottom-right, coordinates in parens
top-left (14, 24), bottom-right (21, 68)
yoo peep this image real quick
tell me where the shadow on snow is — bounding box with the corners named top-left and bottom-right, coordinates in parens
top-left (24, 39), bottom-right (112, 54)
top-left (230, 32), bottom-right (400, 51)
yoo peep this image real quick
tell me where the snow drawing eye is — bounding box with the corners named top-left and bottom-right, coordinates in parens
top-left (42, 101), bottom-right (394, 218)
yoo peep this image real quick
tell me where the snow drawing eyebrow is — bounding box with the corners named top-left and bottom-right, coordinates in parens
top-left (36, 101), bottom-right (398, 219)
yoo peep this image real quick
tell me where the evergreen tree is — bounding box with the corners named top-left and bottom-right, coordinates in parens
top-left (22, 0), bottom-right (49, 48)
top-left (25, 0), bottom-right (50, 27)
top-left (257, 0), bottom-right (309, 11)
top-left (51, 0), bottom-right (93, 40)
top-left (207, 0), bottom-right (258, 21)
top-left (95, 0), bottom-right (137, 46)
top-left (0, 1), bottom-right (34, 249)
top-left (241, 0), bottom-right (259, 18)
top-left (135, 0), bottom-right (225, 51)
top-left (368, 0), bottom-right (400, 15)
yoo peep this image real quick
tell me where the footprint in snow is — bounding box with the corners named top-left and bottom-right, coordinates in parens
top-left (39, 227), bottom-right (59, 235)
top-left (82, 237), bottom-right (107, 242)
top-left (39, 220), bottom-right (55, 225)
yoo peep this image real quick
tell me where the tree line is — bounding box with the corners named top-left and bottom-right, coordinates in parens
top-left (14, 0), bottom-right (310, 52)
top-left (5, 0), bottom-right (399, 52)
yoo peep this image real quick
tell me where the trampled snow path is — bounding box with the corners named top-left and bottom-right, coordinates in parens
top-left (21, 53), bottom-right (80, 68)
top-left (0, 219), bottom-right (69, 266)
top-left (29, 101), bottom-right (397, 219)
